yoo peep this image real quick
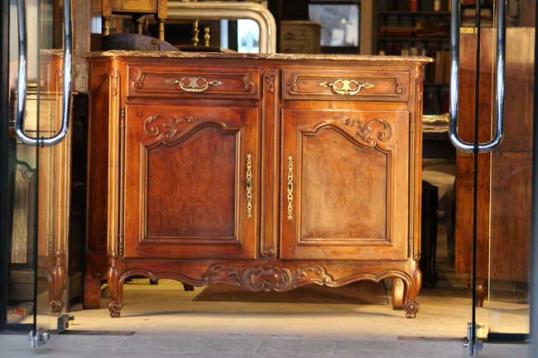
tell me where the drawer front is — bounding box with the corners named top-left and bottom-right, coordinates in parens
top-left (128, 65), bottom-right (260, 99)
top-left (282, 68), bottom-right (410, 102)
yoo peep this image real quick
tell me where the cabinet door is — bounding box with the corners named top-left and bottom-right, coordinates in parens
top-left (123, 104), bottom-right (260, 259)
top-left (281, 109), bottom-right (410, 260)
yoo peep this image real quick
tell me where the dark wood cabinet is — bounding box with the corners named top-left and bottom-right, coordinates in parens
top-left (84, 52), bottom-right (429, 319)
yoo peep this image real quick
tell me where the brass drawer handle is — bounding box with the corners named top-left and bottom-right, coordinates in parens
top-left (287, 155), bottom-right (294, 221)
top-left (246, 153), bottom-right (253, 219)
top-left (318, 79), bottom-right (375, 96)
top-left (165, 76), bottom-right (223, 93)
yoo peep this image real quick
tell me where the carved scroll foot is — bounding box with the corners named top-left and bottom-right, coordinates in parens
top-left (403, 266), bottom-right (422, 319)
top-left (49, 253), bottom-right (66, 313)
top-left (107, 257), bottom-right (124, 318)
top-left (392, 278), bottom-right (405, 310)
top-left (108, 299), bottom-right (123, 318)
top-left (404, 300), bottom-right (419, 319)
top-left (149, 278), bottom-right (159, 285)
top-left (476, 281), bottom-right (487, 308)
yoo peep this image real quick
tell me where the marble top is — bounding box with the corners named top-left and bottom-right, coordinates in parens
top-left (87, 50), bottom-right (433, 63)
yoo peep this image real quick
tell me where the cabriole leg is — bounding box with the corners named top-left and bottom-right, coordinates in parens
top-left (404, 269), bottom-right (422, 318)
top-left (107, 258), bottom-right (123, 318)
top-left (392, 277), bottom-right (405, 310)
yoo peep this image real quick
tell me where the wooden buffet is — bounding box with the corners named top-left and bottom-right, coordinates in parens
top-left (83, 51), bottom-right (430, 318)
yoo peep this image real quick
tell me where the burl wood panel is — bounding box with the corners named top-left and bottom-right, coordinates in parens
top-left (280, 109), bottom-right (409, 261)
top-left (146, 126), bottom-right (236, 238)
top-left (123, 104), bottom-right (260, 259)
top-left (301, 127), bottom-right (387, 239)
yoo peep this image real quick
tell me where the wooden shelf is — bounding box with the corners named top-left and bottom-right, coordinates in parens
top-left (379, 10), bottom-right (451, 16)
top-left (376, 4), bottom-right (451, 116)
top-left (377, 36), bottom-right (450, 42)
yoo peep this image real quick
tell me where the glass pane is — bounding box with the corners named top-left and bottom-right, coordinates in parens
top-left (5, 0), bottom-right (38, 329)
top-left (486, 24), bottom-right (534, 336)
top-left (4, 0), bottom-right (70, 337)
top-left (456, 4), bottom-right (534, 345)
top-left (35, 0), bottom-right (69, 334)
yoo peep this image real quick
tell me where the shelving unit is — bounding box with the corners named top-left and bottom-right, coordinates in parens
top-left (375, 6), bottom-right (452, 115)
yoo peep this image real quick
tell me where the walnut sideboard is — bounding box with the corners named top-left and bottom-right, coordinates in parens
top-left (84, 51), bottom-right (430, 318)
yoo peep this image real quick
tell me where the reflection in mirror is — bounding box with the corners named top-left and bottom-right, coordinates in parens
top-left (308, 0), bottom-right (360, 53)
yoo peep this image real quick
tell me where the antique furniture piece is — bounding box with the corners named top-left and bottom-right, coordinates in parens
top-left (9, 51), bottom-right (77, 312)
top-left (455, 28), bottom-right (534, 305)
top-left (279, 21), bottom-right (321, 54)
top-left (84, 51), bottom-right (430, 318)
top-left (102, 0), bottom-right (168, 40)
top-left (167, 1), bottom-right (277, 53)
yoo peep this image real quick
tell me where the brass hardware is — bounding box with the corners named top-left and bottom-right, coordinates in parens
top-left (287, 156), bottom-right (294, 221)
top-left (204, 26), bottom-right (211, 47)
top-left (120, 107), bottom-right (126, 128)
top-left (192, 20), bottom-right (200, 46)
top-left (165, 77), bottom-right (223, 93)
top-left (246, 153), bottom-right (253, 218)
top-left (318, 79), bottom-right (375, 96)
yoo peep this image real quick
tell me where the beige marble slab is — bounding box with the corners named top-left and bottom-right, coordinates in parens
top-left (86, 50), bottom-right (433, 63)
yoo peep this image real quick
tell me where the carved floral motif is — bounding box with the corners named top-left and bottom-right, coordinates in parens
top-left (203, 264), bottom-right (336, 292)
top-left (133, 69), bottom-right (145, 89)
top-left (143, 114), bottom-right (196, 144)
top-left (288, 74), bottom-right (300, 94)
top-left (341, 118), bottom-right (393, 148)
top-left (394, 76), bottom-right (405, 95)
top-left (260, 248), bottom-right (276, 258)
top-left (263, 71), bottom-right (276, 93)
top-left (243, 73), bottom-right (256, 93)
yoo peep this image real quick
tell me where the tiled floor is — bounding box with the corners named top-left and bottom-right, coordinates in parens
top-left (2, 277), bottom-right (530, 357)
top-left (0, 332), bottom-right (529, 358)
top-left (64, 278), bottom-right (528, 339)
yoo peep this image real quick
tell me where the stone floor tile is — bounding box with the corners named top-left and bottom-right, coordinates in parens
top-left (479, 343), bottom-right (529, 358)
top-left (200, 335), bottom-right (263, 355)
top-left (332, 340), bottom-right (400, 358)
top-left (398, 340), bottom-right (468, 358)
top-left (115, 333), bottom-right (210, 354)
top-left (255, 337), bottom-right (335, 357)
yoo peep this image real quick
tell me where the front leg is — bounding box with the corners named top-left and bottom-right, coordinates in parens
top-left (404, 268), bottom-right (422, 318)
top-left (392, 278), bottom-right (405, 310)
top-left (107, 257), bottom-right (124, 318)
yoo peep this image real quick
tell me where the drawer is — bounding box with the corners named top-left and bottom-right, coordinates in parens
top-left (127, 65), bottom-right (260, 99)
top-left (282, 68), bottom-right (410, 102)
